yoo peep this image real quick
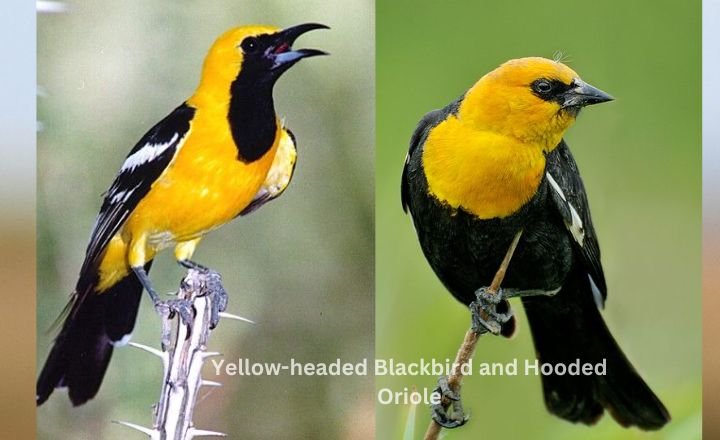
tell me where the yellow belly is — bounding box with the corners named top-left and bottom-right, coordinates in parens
top-left (96, 118), bottom-right (280, 291)
top-left (127, 143), bottom-right (277, 244)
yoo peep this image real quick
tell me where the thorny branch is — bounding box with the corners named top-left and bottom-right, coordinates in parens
top-left (424, 230), bottom-right (523, 440)
top-left (115, 269), bottom-right (252, 440)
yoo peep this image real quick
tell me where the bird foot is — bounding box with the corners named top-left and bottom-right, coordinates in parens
top-left (179, 260), bottom-right (228, 329)
top-left (155, 298), bottom-right (194, 349)
top-left (197, 270), bottom-right (228, 330)
top-left (470, 287), bottom-right (513, 335)
top-left (431, 376), bottom-right (468, 428)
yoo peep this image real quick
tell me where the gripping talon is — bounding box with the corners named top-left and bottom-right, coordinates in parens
top-left (177, 261), bottom-right (229, 329)
top-left (431, 404), bottom-right (467, 428)
top-left (200, 270), bottom-right (228, 329)
top-left (431, 376), bottom-right (468, 428)
top-left (476, 286), bottom-right (501, 304)
top-left (436, 376), bottom-right (459, 401)
top-left (155, 298), bottom-right (194, 326)
top-left (470, 287), bottom-right (513, 335)
top-left (154, 298), bottom-right (194, 349)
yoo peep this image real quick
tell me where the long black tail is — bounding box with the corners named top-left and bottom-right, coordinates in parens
top-left (37, 262), bottom-right (150, 406)
top-left (521, 268), bottom-right (670, 430)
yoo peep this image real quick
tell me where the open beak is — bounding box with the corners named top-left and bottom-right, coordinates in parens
top-left (561, 79), bottom-right (614, 109)
top-left (269, 23), bottom-right (329, 72)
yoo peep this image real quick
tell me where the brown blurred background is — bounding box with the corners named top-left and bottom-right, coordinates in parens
top-left (0, 1), bottom-right (36, 439)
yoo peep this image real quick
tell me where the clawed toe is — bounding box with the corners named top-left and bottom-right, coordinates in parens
top-left (155, 298), bottom-right (194, 326)
top-left (154, 298), bottom-right (195, 349)
top-left (431, 376), bottom-right (468, 428)
top-left (198, 270), bottom-right (228, 329)
top-left (470, 287), bottom-right (513, 335)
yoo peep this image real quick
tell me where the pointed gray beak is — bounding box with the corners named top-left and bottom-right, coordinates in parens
top-left (561, 79), bottom-right (614, 108)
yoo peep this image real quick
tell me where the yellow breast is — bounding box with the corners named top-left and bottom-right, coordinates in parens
top-left (123, 108), bottom-right (280, 246)
top-left (422, 115), bottom-right (546, 219)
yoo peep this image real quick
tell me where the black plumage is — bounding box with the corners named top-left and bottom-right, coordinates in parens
top-left (36, 103), bottom-right (193, 406)
top-left (36, 262), bottom-right (152, 406)
top-left (402, 99), bottom-right (670, 430)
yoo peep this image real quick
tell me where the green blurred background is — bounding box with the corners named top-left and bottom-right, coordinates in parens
top-left (37, 1), bottom-right (374, 438)
top-left (376, 0), bottom-right (701, 439)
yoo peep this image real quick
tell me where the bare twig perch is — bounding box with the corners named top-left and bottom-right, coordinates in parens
top-left (116, 269), bottom-right (250, 439)
top-left (424, 230), bottom-right (523, 440)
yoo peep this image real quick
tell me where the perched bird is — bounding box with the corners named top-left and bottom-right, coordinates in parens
top-left (37, 23), bottom-right (327, 406)
top-left (401, 57), bottom-right (670, 430)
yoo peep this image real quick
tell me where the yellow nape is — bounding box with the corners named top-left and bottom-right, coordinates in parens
top-left (422, 116), bottom-right (546, 219)
top-left (189, 25), bottom-right (280, 106)
top-left (459, 57), bottom-right (579, 150)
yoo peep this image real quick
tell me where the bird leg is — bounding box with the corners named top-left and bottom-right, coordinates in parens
top-left (178, 259), bottom-right (209, 272)
top-left (430, 376), bottom-right (468, 428)
top-left (133, 266), bottom-right (194, 348)
top-left (471, 286), bottom-right (560, 335)
top-left (178, 260), bottom-right (228, 329)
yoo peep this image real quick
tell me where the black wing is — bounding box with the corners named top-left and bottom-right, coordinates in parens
top-left (79, 102), bottom-right (195, 275)
top-left (401, 96), bottom-right (462, 213)
top-left (545, 140), bottom-right (607, 306)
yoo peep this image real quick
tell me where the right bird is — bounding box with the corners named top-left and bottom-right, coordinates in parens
top-left (401, 57), bottom-right (670, 430)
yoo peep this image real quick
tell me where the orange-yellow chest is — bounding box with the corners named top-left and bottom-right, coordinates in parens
top-left (422, 116), bottom-right (546, 219)
top-left (126, 107), bottom-right (280, 242)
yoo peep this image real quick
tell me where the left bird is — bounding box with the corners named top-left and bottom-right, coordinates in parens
top-left (37, 23), bottom-right (328, 406)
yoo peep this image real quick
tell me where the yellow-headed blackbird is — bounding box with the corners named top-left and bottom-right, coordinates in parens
top-left (37, 23), bottom-right (327, 406)
top-left (401, 57), bottom-right (670, 429)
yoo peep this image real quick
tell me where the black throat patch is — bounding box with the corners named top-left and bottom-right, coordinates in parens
top-left (228, 69), bottom-right (278, 163)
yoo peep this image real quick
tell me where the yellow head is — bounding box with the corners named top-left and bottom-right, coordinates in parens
top-left (459, 57), bottom-right (613, 150)
top-left (193, 23), bottom-right (328, 100)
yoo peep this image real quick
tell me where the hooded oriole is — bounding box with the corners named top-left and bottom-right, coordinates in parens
top-left (401, 57), bottom-right (670, 430)
top-left (37, 23), bottom-right (327, 406)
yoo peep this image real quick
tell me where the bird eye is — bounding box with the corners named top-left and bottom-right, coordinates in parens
top-left (533, 80), bottom-right (553, 94)
top-left (240, 37), bottom-right (258, 53)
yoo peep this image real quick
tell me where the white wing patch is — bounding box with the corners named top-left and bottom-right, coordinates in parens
top-left (109, 182), bottom-right (143, 204)
top-left (568, 205), bottom-right (585, 245)
top-left (546, 172), bottom-right (585, 246)
top-left (120, 133), bottom-right (179, 172)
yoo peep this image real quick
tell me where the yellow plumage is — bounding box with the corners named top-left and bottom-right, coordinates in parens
top-left (423, 57), bottom-right (581, 219)
top-left (38, 22), bottom-right (327, 408)
top-left (97, 26), bottom-right (298, 291)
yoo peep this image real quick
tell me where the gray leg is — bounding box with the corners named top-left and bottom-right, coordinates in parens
top-left (500, 286), bottom-right (561, 299)
top-left (179, 259), bottom-right (210, 272)
top-left (133, 266), bottom-right (194, 348)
